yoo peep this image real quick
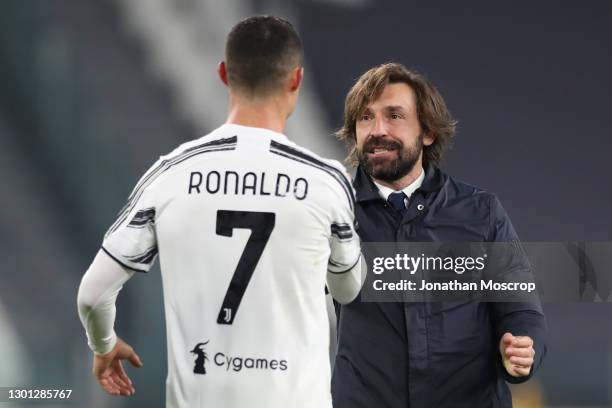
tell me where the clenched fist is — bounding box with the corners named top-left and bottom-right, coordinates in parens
top-left (499, 332), bottom-right (535, 377)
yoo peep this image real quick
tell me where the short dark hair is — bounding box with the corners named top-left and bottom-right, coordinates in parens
top-left (225, 16), bottom-right (303, 97)
top-left (337, 63), bottom-right (457, 167)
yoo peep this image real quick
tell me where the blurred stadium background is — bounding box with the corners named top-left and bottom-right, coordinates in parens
top-left (1, 0), bottom-right (611, 407)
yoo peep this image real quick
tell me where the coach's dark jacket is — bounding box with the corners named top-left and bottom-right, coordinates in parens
top-left (332, 164), bottom-right (547, 408)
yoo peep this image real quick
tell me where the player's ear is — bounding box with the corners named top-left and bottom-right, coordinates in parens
top-left (218, 61), bottom-right (229, 87)
top-left (289, 66), bottom-right (303, 92)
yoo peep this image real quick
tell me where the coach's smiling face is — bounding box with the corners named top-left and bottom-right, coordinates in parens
top-left (355, 82), bottom-right (433, 186)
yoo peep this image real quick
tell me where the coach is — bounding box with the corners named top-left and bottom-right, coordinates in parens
top-left (332, 63), bottom-right (547, 407)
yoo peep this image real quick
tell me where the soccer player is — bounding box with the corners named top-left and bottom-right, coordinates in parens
top-left (77, 16), bottom-right (361, 408)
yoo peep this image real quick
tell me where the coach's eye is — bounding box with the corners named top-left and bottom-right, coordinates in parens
top-left (359, 114), bottom-right (372, 121)
top-left (390, 113), bottom-right (402, 120)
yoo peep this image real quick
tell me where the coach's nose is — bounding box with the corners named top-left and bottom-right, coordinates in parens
top-left (369, 115), bottom-right (388, 138)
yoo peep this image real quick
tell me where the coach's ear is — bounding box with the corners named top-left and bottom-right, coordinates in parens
top-left (423, 132), bottom-right (435, 147)
top-left (218, 61), bottom-right (229, 87)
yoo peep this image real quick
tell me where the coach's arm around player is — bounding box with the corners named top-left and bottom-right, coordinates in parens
top-left (77, 249), bottom-right (142, 397)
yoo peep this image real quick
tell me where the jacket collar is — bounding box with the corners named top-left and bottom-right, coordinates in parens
top-left (354, 163), bottom-right (446, 203)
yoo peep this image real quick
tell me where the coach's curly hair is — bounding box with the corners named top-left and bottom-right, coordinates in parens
top-left (336, 63), bottom-right (457, 167)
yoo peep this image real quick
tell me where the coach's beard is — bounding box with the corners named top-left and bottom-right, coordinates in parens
top-left (358, 133), bottom-right (423, 183)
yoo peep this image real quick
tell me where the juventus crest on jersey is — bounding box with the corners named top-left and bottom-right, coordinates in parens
top-left (101, 124), bottom-right (361, 408)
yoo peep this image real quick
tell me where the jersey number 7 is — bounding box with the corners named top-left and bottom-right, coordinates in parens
top-left (216, 210), bottom-right (276, 325)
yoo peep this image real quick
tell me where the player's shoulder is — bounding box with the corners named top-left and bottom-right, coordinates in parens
top-left (147, 126), bottom-right (236, 173)
top-left (270, 137), bottom-right (351, 183)
top-left (271, 137), bottom-right (355, 208)
top-left (161, 127), bottom-right (237, 162)
top-left (133, 126), bottom-right (236, 193)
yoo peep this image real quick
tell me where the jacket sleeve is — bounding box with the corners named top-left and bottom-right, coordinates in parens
top-left (486, 195), bottom-right (548, 384)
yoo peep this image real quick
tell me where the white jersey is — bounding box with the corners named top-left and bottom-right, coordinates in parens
top-left (101, 124), bottom-right (360, 408)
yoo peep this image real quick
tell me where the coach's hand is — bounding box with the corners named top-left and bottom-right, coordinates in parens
top-left (93, 336), bottom-right (143, 396)
top-left (499, 332), bottom-right (535, 377)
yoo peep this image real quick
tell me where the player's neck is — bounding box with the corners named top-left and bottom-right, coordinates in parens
top-left (226, 94), bottom-right (289, 134)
